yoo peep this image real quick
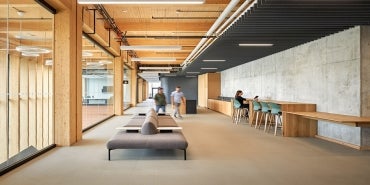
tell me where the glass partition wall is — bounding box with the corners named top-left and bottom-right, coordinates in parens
top-left (82, 37), bottom-right (114, 129)
top-left (123, 67), bottom-right (131, 110)
top-left (0, 1), bottom-right (54, 164)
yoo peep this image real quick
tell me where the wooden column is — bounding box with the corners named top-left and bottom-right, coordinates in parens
top-left (131, 67), bottom-right (137, 107)
top-left (53, 0), bottom-right (82, 146)
top-left (114, 57), bottom-right (123, 115)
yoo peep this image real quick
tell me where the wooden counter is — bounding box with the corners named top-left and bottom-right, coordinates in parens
top-left (248, 99), bottom-right (316, 137)
top-left (207, 99), bottom-right (232, 116)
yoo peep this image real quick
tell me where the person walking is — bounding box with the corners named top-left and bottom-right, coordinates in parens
top-left (171, 86), bottom-right (185, 118)
top-left (154, 87), bottom-right (167, 113)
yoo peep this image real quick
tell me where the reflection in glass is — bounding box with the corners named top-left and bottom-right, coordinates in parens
top-left (82, 37), bottom-right (114, 129)
top-left (0, 1), bottom-right (54, 163)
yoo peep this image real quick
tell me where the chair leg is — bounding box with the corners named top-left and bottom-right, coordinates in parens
top-left (108, 149), bottom-right (111, 161)
top-left (257, 112), bottom-right (265, 129)
top-left (264, 113), bottom-right (270, 132)
top-left (274, 115), bottom-right (282, 136)
top-left (255, 112), bottom-right (260, 128)
top-left (251, 111), bottom-right (256, 127)
top-left (267, 114), bottom-right (274, 133)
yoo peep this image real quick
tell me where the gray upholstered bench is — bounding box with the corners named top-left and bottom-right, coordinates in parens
top-left (106, 109), bottom-right (188, 160)
top-left (107, 131), bottom-right (188, 160)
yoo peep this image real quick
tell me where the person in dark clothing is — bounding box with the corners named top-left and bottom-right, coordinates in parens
top-left (235, 90), bottom-right (249, 108)
top-left (154, 87), bottom-right (167, 113)
top-left (235, 90), bottom-right (249, 117)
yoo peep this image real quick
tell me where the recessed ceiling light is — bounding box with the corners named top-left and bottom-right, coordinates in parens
top-left (239, 43), bottom-right (274, 47)
top-left (202, 59), bottom-right (226, 62)
top-left (201, 67), bottom-right (218, 70)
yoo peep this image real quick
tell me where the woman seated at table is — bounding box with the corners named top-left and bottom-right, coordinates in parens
top-left (235, 90), bottom-right (249, 117)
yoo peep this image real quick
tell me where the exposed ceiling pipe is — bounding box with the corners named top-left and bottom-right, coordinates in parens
top-left (187, 0), bottom-right (256, 63)
top-left (181, 0), bottom-right (257, 69)
top-left (181, 0), bottom-right (240, 68)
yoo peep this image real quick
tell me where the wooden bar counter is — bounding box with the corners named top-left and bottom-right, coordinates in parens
top-left (248, 100), bottom-right (316, 137)
top-left (207, 99), bottom-right (232, 116)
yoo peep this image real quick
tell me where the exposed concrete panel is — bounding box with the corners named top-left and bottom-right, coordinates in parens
top-left (221, 26), bottom-right (370, 147)
top-left (360, 27), bottom-right (370, 117)
top-left (318, 121), bottom-right (361, 146)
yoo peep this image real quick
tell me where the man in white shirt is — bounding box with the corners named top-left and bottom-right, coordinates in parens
top-left (171, 86), bottom-right (185, 118)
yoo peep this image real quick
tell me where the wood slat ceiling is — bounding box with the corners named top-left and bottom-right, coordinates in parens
top-left (103, 0), bottom-right (235, 66)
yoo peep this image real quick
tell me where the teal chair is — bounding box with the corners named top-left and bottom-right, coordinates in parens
top-left (232, 99), bottom-right (242, 124)
top-left (252, 100), bottom-right (261, 127)
top-left (232, 99), bottom-right (248, 124)
top-left (257, 101), bottom-right (271, 130)
top-left (267, 102), bottom-right (283, 136)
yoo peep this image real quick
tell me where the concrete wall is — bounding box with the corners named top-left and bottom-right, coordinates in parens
top-left (221, 26), bottom-right (370, 146)
top-left (160, 76), bottom-right (198, 104)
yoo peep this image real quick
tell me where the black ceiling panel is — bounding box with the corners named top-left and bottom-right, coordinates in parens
top-left (179, 0), bottom-right (370, 75)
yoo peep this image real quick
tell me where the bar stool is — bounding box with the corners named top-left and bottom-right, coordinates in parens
top-left (257, 102), bottom-right (271, 130)
top-left (232, 99), bottom-right (242, 124)
top-left (251, 100), bottom-right (261, 127)
top-left (266, 102), bottom-right (283, 136)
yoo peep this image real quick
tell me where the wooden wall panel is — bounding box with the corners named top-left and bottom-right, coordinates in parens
top-left (42, 63), bottom-right (49, 147)
top-left (8, 54), bottom-right (20, 157)
top-left (207, 73), bottom-right (221, 99)
top-left (198, 74), bottom-right (206, 107)
top-left (36, 59), bottom-right (43, 149)
top-left (0, 52), bottom-right (8, 163)
top-left (19, 57), bottom-right (29, 151)
top-left (48, 67), bottom-right (53, 144)
top-left (28, 60), bottom-right (37, 147)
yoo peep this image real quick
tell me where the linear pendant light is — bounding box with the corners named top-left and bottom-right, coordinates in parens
top-left (120, 45), bottom-right (182, 51)
top-left (78, 0), bottom-right (204, 4)
top-left (139, 67), bottom-right (172, 70)
top-left (239, 43), bottom-right (274, 47)
top-left (132, 57), bottom-right (176, 62)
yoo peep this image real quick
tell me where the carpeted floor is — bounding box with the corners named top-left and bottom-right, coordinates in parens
top-left (1, 102), bottom-right (370, 185)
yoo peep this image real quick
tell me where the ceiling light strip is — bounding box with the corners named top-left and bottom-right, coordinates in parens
top-left (132, 57), bottom-right (176, 62)
top-left (120, 45), bottom-right (182, 51)
top-left (139, 67), bottom-right (173, 70)
top-left (202, 59), bottom-right (226, 62)
top-left (239, 43), bottom-right (274, 47)
top-left (78, 0), bottom-right (204, 4)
